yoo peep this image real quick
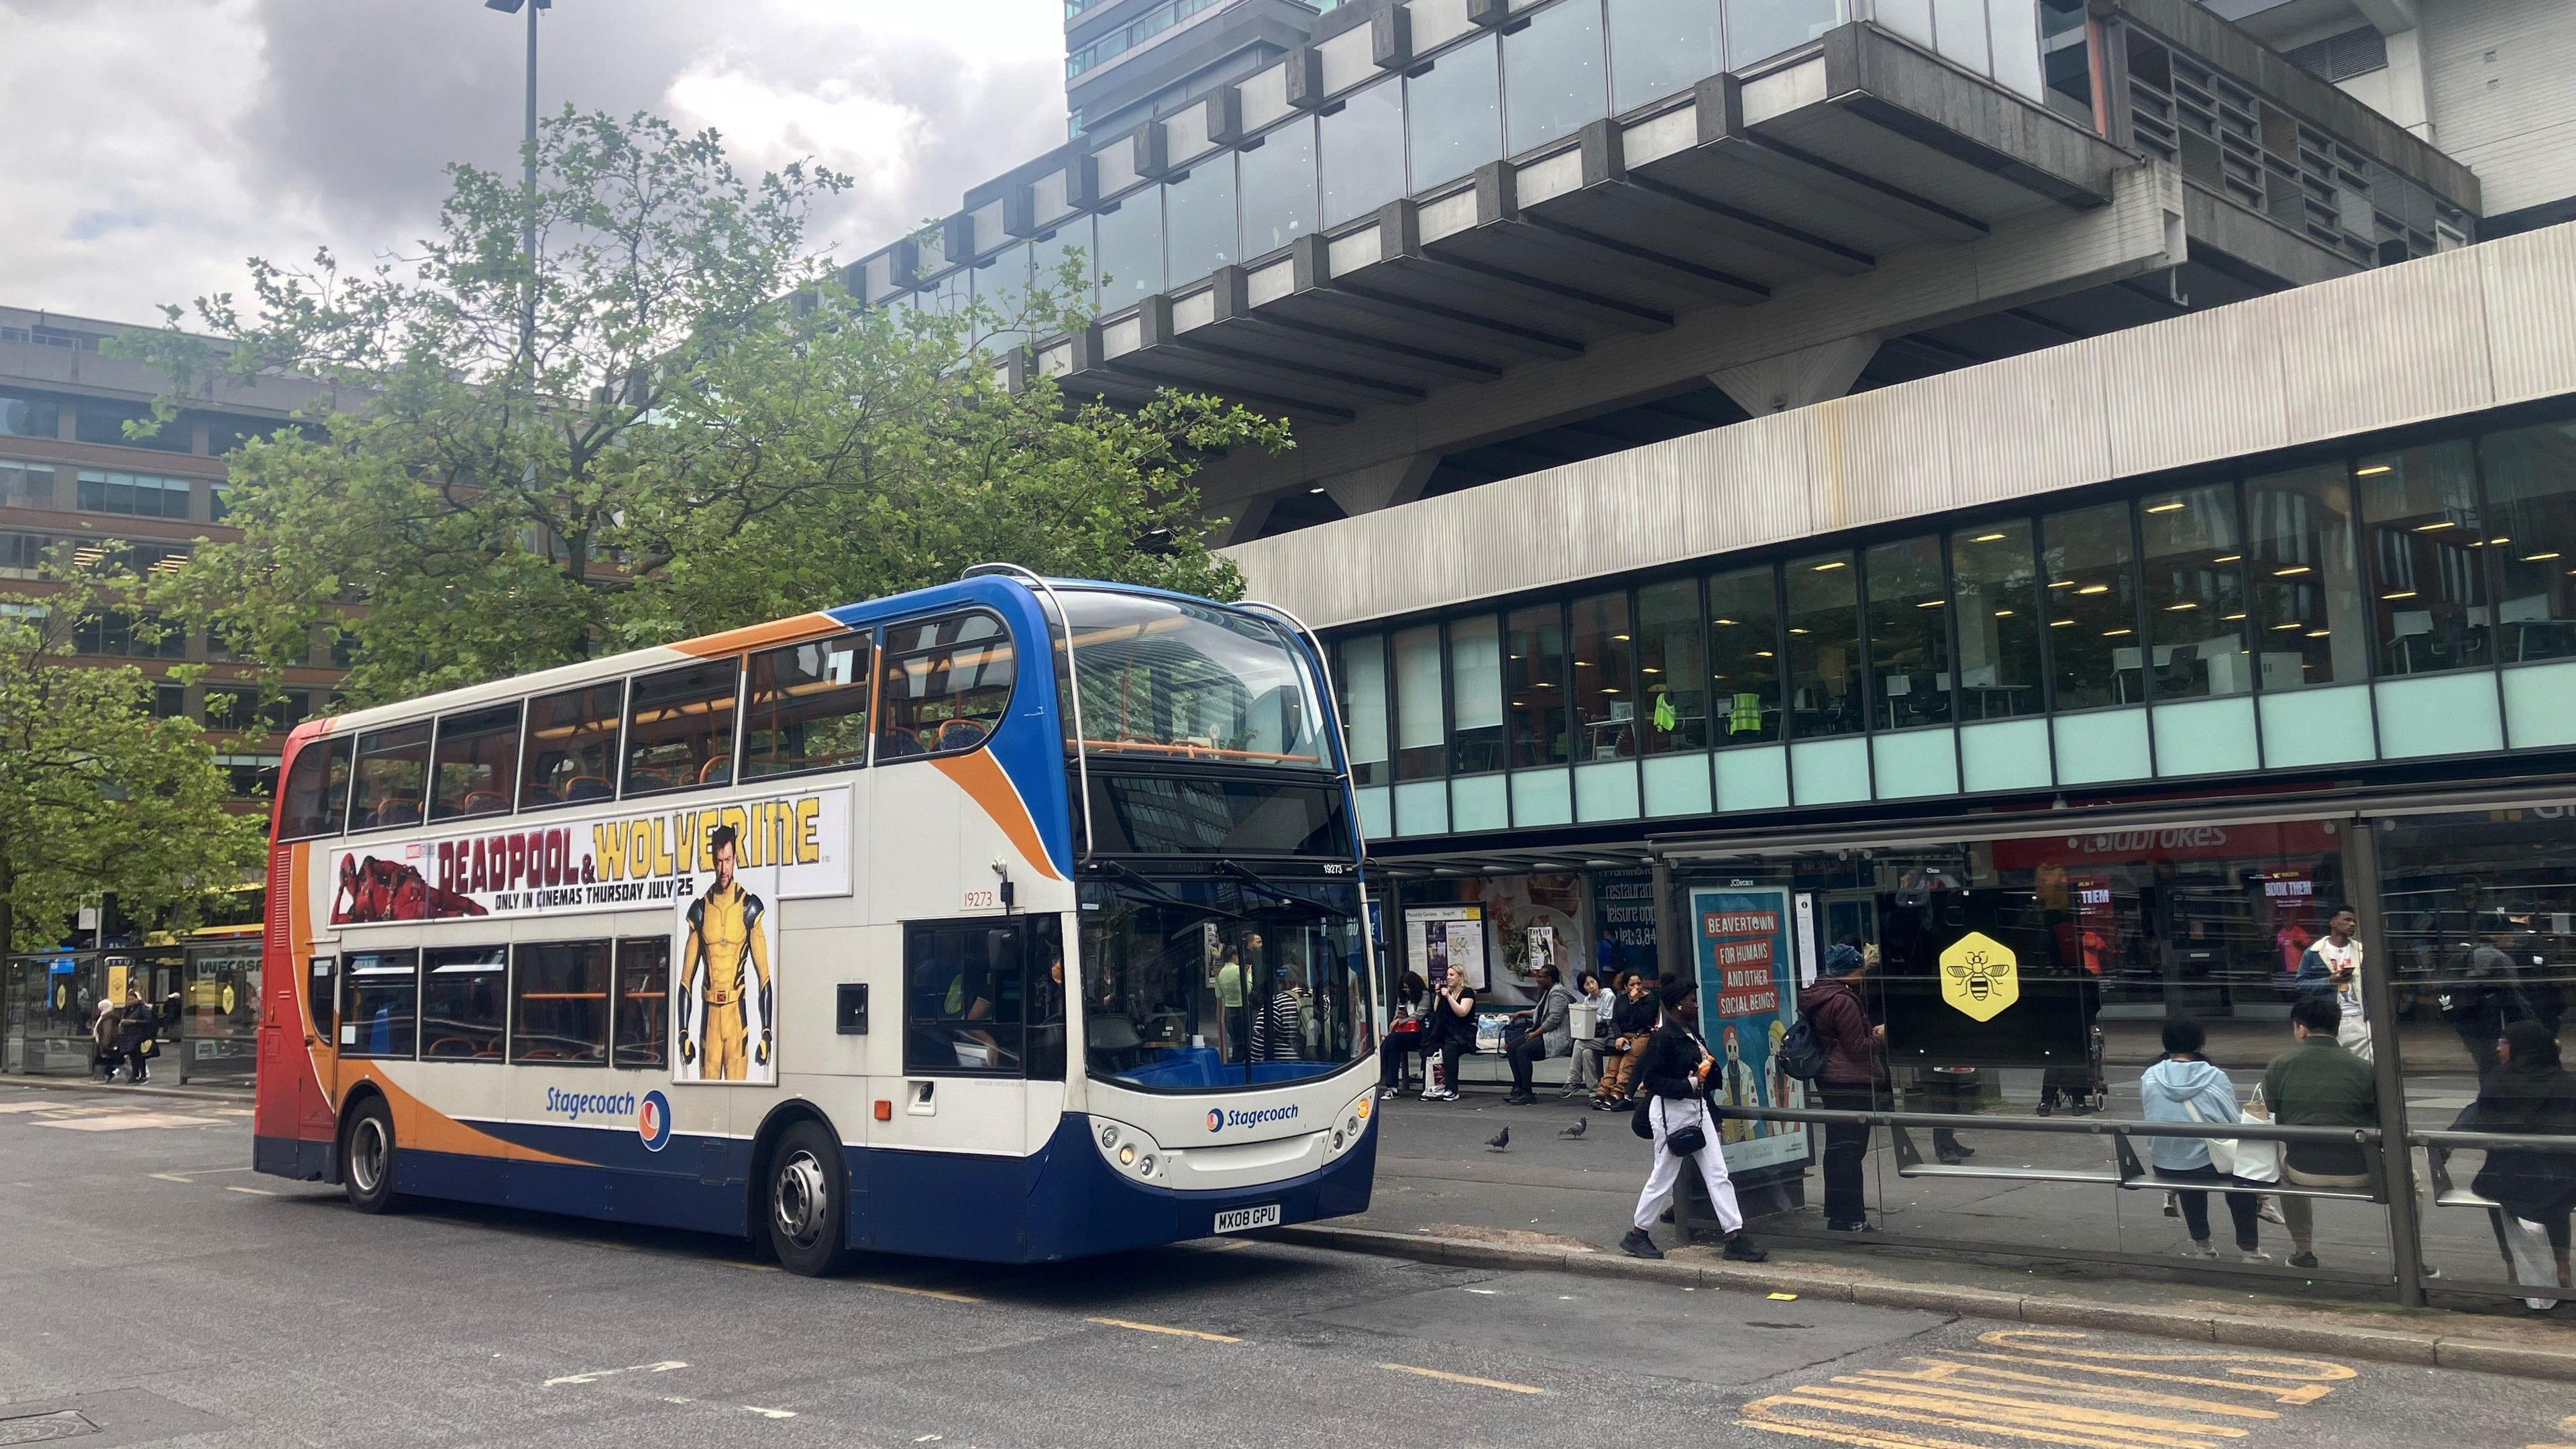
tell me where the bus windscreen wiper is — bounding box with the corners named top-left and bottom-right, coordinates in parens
top-left (1219, 860), bottom-right (1349, 918)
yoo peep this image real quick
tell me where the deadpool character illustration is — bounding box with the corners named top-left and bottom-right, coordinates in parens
top-left (333, 855), bottom-right (488, 924)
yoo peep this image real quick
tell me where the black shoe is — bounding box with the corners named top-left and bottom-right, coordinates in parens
top-left (1621, 1228), bottom-right (1664, 1260)
top-left (1660, 1208), bottom-right (1674, 1224)
top-left (1826, 1219), bottom-right (1879, 1234)
top-left (1723, 1232), bottom-right (1768, 1263)
top-left (2287, 1250), bottom-right (2319, 1271)
top-left (2035, 1100), bottom-right (2055, 1117)
top-left (1504, 1092), bottom-right (1537, 1106)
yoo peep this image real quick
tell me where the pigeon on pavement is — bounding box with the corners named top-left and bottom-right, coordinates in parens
top-left (1559, 1119), bottom-right (1587, 1139)
top-left (1485, 1127), bottom-right (1511, 1152)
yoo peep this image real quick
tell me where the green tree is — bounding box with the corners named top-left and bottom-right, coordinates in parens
top-left (128, 109), bottom-right (1282, 707)
top-left (0, 563), bottom-right (260, 955)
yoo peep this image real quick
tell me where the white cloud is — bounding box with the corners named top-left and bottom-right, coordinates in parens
top-left (667, 65), bottom-right (925, 196)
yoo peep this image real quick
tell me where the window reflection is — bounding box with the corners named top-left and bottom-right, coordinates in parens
top-left (1785, 551), bottom-right (1862, 737)
top-left (1392, 623), bottom-right (1444, 780)
top-left (1507, 604), bottom-right (1569, 768)
top-left (1637, 579), bottom-right (1706, 753)
top-left (2248, 464), bottom-right (2369, 688)
top-left (1240, 118), bottom-right (1318, 256)
top-left (2478, 423), bottom-right (2576, 665)
top-left (1729, 0), bottom-right (1841, 68)
top-left (1609, 0), bottom-right (1725, 112)
top-left (1405, 34), bottom-right (1501, 190)
top-left (1707, 564), bottom-right (1781, 746)
top-left (2140, 484), bottom-right (2251, 699)
top-left (1572, 590), bottom-right (1638, 761)
top-left (1094, 192), bottom-right (1163, 308)
top-left (1320, 80), bottom-right (1405, 229)
top-left (1503, 0), bottom-right (1607, 154)
top-left (2359, 441), bottom-right (2487, 676)
top-left (2042, 500), bottom-right (2142, 710)
top-left (1864, 535), bottom-right (1953, 730)
top-left (1031, 217), bottom-right (1095, 315)
top-left (1163, 160), bottom-right (1238, 289)
top-left (1950, 521), bottom-right (2043, 720)
top-left (1448, 615), bottom-right (1506, 773)
top-left (1341, 635), bottom-right (1389, 788)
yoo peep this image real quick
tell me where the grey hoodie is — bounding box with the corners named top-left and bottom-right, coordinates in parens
top-left (2139, 1057), bottom-right (2242, 1172)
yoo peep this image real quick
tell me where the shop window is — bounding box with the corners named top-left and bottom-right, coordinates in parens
top-left (1950, 520), bottom-right (2044, 720)
top-left (1609, 0), bottom-right (1725, 113)
top-left (339, 950), bottom-right (419, 1059)
top-left (1731, 0), bottom-right (1840, 68)
top-left (879, 610), bottom-right (1014, 760)
top-left (1505, 603), bottom-right (1570, 767)
top-left (421, 947), bottom-right (506, 1061)
top-left (1864, 536), bottom-right (1954, 730)
top-left (1407, 34), bottom-right (1501, 191)
top-left (614, 936), bottom-right (671, 1069)
top-left (1391, 624), bottom-right (1445, 780)
top-left (2478, 422), bottom-right (2576, 665)
top-left (1239, 117), bottom-right (1317, 257)
top-left (350, 722), bottom-right (429, 830)
top-left (904, 918), bottom-right (1029, 1075)
top-left (1093, 191), bottom-right (1163, 309)
top-left (429, 702), bottom-right (521, 821)
top-left (1637, 578), bottom-right (1706, 752)
top-left (1707, 563), bottom-right (1782, 746)
top-left (522, 682), bottom-right (623, 807)
top-left (1571, 590), bottom-right (1638, 761)
top-left (1163, 160), bottom-right (1237, 290)
top-left (623, 659), bottom-right (739, 795)
top-left (513, 940), bottom-right (609, 1065)
top-left (743, 631), bottom-right (873, 779)
top-left (277, 736), bottom-right (353, 841)
top-left (2042, 500), bottom-right (2143, 710)
top-left (1785, 551), bottom-right (1863, 737)
top-left (2140, 484), bottom-right (2251, 699)
top-left (1447, 615), bottom-right (1506, 773)
top-left (1319, 78), bottom-right (1405, 230)
top-left (2359, 441), bottom-right (2488, 676)
top-left (1340, 635), bottom-right (1390, 787)
top-left (1504, 0), bottom-right (1606, 155)
top-left (2248, 464), bottom-right (2369, 688)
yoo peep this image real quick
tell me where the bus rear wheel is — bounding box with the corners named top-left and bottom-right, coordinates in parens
top-left (765, 1121), bottom-right (854, 1277)
top-left (341, 1097), bottom-right (402, 1215)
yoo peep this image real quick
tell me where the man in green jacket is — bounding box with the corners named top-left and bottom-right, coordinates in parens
top-left (2262, 993), bottom-right (2379, 1270)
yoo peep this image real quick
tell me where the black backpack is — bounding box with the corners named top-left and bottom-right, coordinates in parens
top-left (1776, 1015), bottom-right (1831, 1083)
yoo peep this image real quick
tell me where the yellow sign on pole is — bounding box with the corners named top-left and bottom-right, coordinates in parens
top-left (1939, 932), bottom-right (2019, 1022)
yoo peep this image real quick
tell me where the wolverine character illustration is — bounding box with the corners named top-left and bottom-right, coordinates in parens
top-left (678, 824), bottom-right (773, 1080)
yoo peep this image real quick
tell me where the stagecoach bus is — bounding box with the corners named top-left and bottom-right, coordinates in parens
top-left (250, 570), bottom-right (1380, 1273)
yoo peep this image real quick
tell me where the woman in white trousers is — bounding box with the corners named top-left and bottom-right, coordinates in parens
top-left (1623, 979), bottom-right (1766, 1263)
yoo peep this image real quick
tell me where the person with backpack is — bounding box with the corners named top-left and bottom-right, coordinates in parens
top-left (1797, 944), bottom-right (1885, 1233)
top-left (1622, 979), bottom-right (1766, 1263)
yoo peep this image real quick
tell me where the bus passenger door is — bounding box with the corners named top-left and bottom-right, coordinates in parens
top-left (256, 953), bottom-right (335, 1175)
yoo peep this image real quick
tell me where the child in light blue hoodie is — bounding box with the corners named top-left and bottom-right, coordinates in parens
top-left (2139, 1020), bottom-right (2269, 1262)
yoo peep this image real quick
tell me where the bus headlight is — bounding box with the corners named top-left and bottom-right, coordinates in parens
top-left (1327, 1091), bottom-right (1376, 1161)
top-left (1091, 1118), bottom-right (1165, 1183)
top-left (1119, 1144), bottom-right (1137, 1167)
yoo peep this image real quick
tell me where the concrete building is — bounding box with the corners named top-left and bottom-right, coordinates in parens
top-left (852, 0), bottom-right (2575, 1291)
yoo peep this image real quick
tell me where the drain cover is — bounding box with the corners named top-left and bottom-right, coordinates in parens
top-left (0, 1410), bottom-right (100, 1444)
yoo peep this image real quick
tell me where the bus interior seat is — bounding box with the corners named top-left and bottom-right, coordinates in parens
top-left (566, 776), bottom-right (612, 802)
top-left (934, 718), bottom-right (987, 751)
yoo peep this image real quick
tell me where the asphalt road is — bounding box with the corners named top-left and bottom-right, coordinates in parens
top-left (2, 1081), bottom-right (2568, 1449)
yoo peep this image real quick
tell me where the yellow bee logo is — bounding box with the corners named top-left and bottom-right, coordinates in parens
top-left (1938, 932), bottom-right (2019, 1023)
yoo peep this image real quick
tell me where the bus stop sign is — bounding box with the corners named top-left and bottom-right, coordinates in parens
top-left (1939, 932), bottom-right (2018, 1023)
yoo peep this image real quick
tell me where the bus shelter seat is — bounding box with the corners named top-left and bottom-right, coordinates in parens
top-left (1889, 1124), bottom-right (2118, 1184)
top-left (2110, 1136), bottom-right (2384, 1202)
top-left (2428, 1144), bottom-right (2504, 1210)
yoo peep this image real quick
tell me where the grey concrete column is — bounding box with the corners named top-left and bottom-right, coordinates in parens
top-left (1709, 335), bottom-right (1881, 416)
top-left (1204, 492), bottom-right (1281, 547)
top-left (1320, 455), bottom-right (1437, 518)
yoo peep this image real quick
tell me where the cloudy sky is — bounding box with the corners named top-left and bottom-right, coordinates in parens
top-left (0, 0), bottom-right (1069, 324)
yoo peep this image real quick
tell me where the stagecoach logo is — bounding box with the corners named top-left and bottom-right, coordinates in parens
top-left (1206, 1104), bottom-right (1301, 1134)
top-left (638, 1090), bottom-right (673, 1152)
top-left (1939, 932), bottom-right (2021, 1024)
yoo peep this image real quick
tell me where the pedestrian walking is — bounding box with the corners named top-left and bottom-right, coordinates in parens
top-left (2454, 1019), bottom-right (2576, 1307)
top-left (1623, 979), bottom-right (1765, 1263)
top-left (2261, 993), bottom-right (2379, 1270)
top-left (113, 988), bottom-right (158, 1085)
top-left (1798, 944), bottom-right (1885, 1233)
top-left (2294, 906), bottom-right (2372, 1061)
top-left (89, 997), bottom-right (123, 1082)
top-left (1593, 972), bottom-right (1660, 1109)
top-left (2139, 1020), bottom-right (2267, 1263)
top-left (1503, 965), bottom-right (1572, 1106)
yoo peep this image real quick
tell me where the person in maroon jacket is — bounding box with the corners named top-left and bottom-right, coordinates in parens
top-left (1796, 943), bottom-right (1886, 1232)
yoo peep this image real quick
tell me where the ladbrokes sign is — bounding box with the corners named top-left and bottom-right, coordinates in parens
top-left (325, 785), bottom-right (851, 924)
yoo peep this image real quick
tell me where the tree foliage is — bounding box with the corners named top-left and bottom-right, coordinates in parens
top-left (0, 564), bottom-right (260, 954)
top-left (127, 109), bottom-right (1284, 707)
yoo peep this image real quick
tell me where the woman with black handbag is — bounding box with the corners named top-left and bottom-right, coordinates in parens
top-left (1623, 979), bottom-right (1765, 1263)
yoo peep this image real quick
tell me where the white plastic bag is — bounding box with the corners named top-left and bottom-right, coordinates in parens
top-left (2499, 1211), bottom-right (2563, 1311)
top-left (2226, 1093), bottom-right (2285, 1186)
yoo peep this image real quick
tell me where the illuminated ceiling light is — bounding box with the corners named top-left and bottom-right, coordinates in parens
top-left (2306, 629), bottom-right (2330, 638)
top-left (1308, 486), bottom-right (1326, 494)
top-left (2414, 521), bottom-right (2454, 532)
top-left (2272, 621), bottom-right (2303, 631)
top-left (2491, 537), bottom-right (2512, 546)
top-left (2522, 552), bottom-right (2563, 562)
top-left (2214, 554), bottom-right (2241, 564)
top-left (1754, 650), bottom-right (1774, 659)
top-left (1713, 618), bottom-right (1737, 627)
top-left (2166, 602), bottom-right (2198, 611)
top-left (1642, 666), bottom-right (1662, 674)
top-left (1972, 533), bottom-right (2008, 543)
top-left (1788, 627), bottom-right (1809, 635)
top-left (1812, 560), bottom-right (1847, 572)
top-left (1602, 688), bottom-right (1619, 694)
top-left (2050, 619), bottom-right (2076, 628)
top-left (1916, 600), bottom-right (1944, 608)
top-left (2382, 590), bottom-right (2417, 600)
top-left (1611, 633), bottom-right (1630, 641)
top-left (2222, 612), bottom-right (2247, 621)
top-left (1994, 609), bottom-right (2015, 618)
top-left (2355, 464), bottom-right (2393, 477)
top-left (2078, 584), bottom-right (2110, 596)
top-left (2272, 566), bottom-right (2312, 577)
top-left (2145, 501), bottom-right (2187, 514)
top-left (2104, 628), bottom-right (2134, 637)
top-left (2049, 580), bottom-right (2077, 589)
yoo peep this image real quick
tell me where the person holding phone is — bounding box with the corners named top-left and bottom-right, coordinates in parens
top-left (2295, 906), bottom-right (2371, 1061)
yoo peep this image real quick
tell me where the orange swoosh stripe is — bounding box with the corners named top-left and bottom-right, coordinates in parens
top-left (932, 751), bottom-right (1066, 881)
top-left (672, 612), bottom-right (844, 658)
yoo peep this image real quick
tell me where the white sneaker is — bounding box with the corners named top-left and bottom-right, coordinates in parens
top-left (1377, 1087), bottom-right (1398, 1101)
top-left (2241, 1250), bottom-right (2275, 1265)
top-left (2178, 1243), bottom-right (2218, 1260)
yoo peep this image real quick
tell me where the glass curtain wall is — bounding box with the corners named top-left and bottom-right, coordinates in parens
top-left (1951, 521), bottom-right (2044, 719)
top-left (2140, 485), bottom-right (2251, 700)
top-left (1407, 35), bottom-right (1501, 191)
top-left (1707, 564), bottom-right (1783, 746)
top-left (1863, 536), bottom-right (1953, 731)
top-left (1785, 553), bottom-right (1863, 737)
top-left (2043, 500), bottom-right (2145, 710)
top-left (1503, 0), bottom-right (1607, 154)
top-left (2249, 464), bottom-right (2371, 688)
top-left (1638, 579), bottom-right (1707, 752)
top-left (1506, 605), bottom-right (1570, 769)
top-left (1570, 592), bottom-right (1638, 763)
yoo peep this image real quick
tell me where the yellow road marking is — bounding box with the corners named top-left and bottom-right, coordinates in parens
top-left (1770, 1293), bottom-right (1802, 1301)
top-left (718, 1260), bottom-right (782, 1273)
top-left (1087, 1316), bottom-right (1241, 1343)
top-left (1784, 1385), bottom-right (2237, 1448)
top-left (1851, 1362), bottom-right (2277, 1421)
top-left (861, 1281), bottom-right (980, 1303)
top-left (1379, 1363), bottom-right (1544, 1395)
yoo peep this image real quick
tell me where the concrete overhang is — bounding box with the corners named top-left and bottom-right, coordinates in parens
top-left (1043, 21), bottom-right (2130, 423)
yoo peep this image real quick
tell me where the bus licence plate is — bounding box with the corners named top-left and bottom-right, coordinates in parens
top-left (1213, 1203), bottom-right (1281, 1234)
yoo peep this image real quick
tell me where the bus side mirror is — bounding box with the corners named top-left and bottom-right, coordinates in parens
top-left (837, 983), bottom-right (868, 1035)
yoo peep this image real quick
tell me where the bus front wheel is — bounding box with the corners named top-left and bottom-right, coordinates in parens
top-left (765, 1121), bottom-right (854, 1277)
top-left (341, 1097), bottom-right (402, 1215)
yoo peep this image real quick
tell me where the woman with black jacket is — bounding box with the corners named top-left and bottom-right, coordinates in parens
top-left (2457, 1018), bottom-right (2576, 1301)
top-left (1591, 973), bottom-right (1662, 1110)
top-left (1416, 971), bottom-right (1477, 1102)
top-left (1623, 979), bottom-right (1766, 1263)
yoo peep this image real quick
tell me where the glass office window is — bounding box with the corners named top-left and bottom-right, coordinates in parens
top-left (1609, 0), bottom-right (1725, 113)
top-left (1504, 0), bottom-right (1607, 154)
top-left (1240, 118), bottom-right (1318, 256)
top-left (975, 242), bottom-right (1036, 351)
top-left (1391, 624), bottom-right (1445, 780)
top-left (1448, 614), bottom-right (1505, 773)
top-left (2248, 464), bottom-right (2369, 688)
top-left (1320, 79), bottom-right (1407, 229)
top-left (1342, 635), bottom-right (1389, 787)
top-left (2358, 441), bottom-right (2487, 676)
top-left (1570, 590), bottom-right (1638, 761)
top-left (1030, 216), bottom-right (1096, 314)
top-left (1407, 34), bottom-right (1501, 191)
top-left (1093, 191), bottom-right (1164, 308)
top-left (1636, 578), bottom-right (1706, 751)
top-left (1163, 159), bottom-right (1238, 289)
top-left (1784, 552), bottom-right (1863, 737)
top-left (2480, 422), bottom-right (2576, 665)
top-left (1707, 564), bottom-right (1782, 746)
top-left (1864, 536), bottom-right (1953, 730)
top-left (2043, 500), bottom-right (2143, 710)
top-left (1731, 0), bottom-right (1839, 66)
top-left (2139, 484), bottom-right (2250, 700)
top-left (1506, 604), bottom-right (1570, 767)
top-left (1950, 521), bottom-right (2044, 720)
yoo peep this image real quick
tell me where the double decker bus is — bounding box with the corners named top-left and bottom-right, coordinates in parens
top-left (251, 570), bottom-right (1379, 1273)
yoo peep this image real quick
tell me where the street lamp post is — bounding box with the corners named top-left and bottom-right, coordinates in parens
top-left (485, 0), bottom-right (547, 406)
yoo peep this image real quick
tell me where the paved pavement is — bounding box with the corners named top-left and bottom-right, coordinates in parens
top-left (3, 1080), bottom-right (2573, 1448)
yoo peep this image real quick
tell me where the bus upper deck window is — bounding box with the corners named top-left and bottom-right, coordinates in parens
top-left (350, 724), bottom-right (429, 831)
top-left (623, 659), bottom-right (740, 797)
top-left (278, 736), bottom-right (353, 839)
top-left (523, 683), bottom-right (623, 809)
top-left (429, 702), bottom-right (523, 822)
top-left (744, 631), bottom-right (873, 778)
top-left (879, 611), bottom-right (1014, 761)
